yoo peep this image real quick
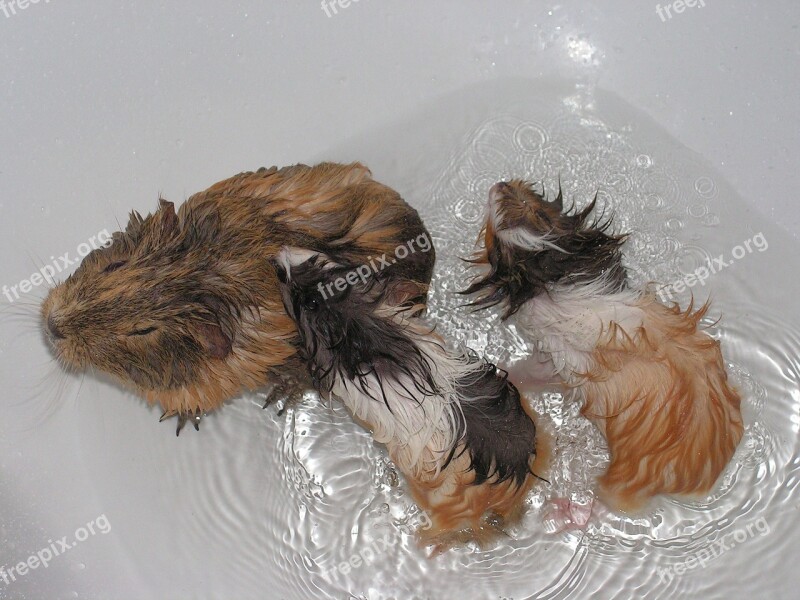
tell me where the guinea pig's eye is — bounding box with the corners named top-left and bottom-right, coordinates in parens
top-left (103, 260), bottom-right (127, 273)
top-left (128, 326), bottom-right (158, 336)
top-left (301, 296), bottom-right (320, 312)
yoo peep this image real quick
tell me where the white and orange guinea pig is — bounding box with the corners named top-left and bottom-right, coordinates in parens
top-left (273, 247), bottom-right (549, 545)
top-left (463, 180), bottom-right (744, 513)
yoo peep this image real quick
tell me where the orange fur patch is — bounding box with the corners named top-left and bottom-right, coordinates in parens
top-left (579, 296), bottom-right (744, 511)
top-left (400, 401), bottom-right (552, 546)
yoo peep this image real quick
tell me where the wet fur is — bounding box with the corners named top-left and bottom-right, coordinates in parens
top-left (276, 248), bottom-right (546, 541)
top-left (464, 180), bottom-right (743, 511)
top-left (463, 181), bottom-right (627, 318)
top-left (41, 163), bottom-right (435, 417)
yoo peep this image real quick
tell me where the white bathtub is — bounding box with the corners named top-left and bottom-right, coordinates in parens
top-left (1, 2), bottom-right (798, 598)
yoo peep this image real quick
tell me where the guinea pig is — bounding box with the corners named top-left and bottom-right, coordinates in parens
top-left (273, 246), bottom-right (548, 544)
top-left (40, 162), bottom-right (435, 433)
top-left (463, 180), bottom-right (743, 512)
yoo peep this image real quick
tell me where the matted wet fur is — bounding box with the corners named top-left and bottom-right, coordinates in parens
top-left (464, 180), bottom-right (743, 511)
top-left (275, 247), bottom-right (548, 544)
top-left (463, 180), bottom-right (627, 318)
top-left (41, 163), bottom-right (435, 428)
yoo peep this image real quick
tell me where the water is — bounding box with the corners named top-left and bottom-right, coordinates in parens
top-left (66, 80), bottom-right (799, 598)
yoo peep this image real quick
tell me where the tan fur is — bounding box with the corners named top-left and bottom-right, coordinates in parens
top-left (42, 163), bottom-right (434, 418)
top-left (579, 295), bottom-right (744, 511)
top-left (397, 403), bottom-right (551, 546)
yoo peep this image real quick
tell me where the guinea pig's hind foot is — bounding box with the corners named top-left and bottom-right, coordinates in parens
top-left (160, 410), bottom-right (204, 436)
top-left (262, 374), bottom-right (311, 416)
top-left (542, 497), bottom-right (595, 534)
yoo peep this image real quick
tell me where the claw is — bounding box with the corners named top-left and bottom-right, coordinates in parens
top-left (262, 382), bottom-right (290, 415)
top-left (161, 410), bottom-right (204, 436)
top-left (177, 411), bottom-right (203, 436)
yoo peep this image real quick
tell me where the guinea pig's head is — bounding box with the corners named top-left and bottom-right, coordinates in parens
top-left (463, 180), bottom-right (627, 317)
top-left (485, 180), bottom-right (567, 245)
top-left (273, 247), bottom-right (426, 392)
top-left (40, 199), bottom-right (236, 394)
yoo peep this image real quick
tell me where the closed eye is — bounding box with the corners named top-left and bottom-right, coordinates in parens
top-left (128, 326), bottom-right (157, 336)
top-left (103, 260), bottom-right (127, 273)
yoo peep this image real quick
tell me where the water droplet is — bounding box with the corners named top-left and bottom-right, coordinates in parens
top-left (512, 122), bottom-right (549, 154)
top-left (694, 175), bottom-right (718, 198)
top-left (688, 203), bottom-right (708, 218)
top-left (664, 217), bottom-right (684, 232)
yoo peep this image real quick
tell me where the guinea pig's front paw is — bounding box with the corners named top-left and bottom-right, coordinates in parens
top-left (262, 371), bottom-right (312, 416)
top-left (160, 409), bottom-right (204, 436)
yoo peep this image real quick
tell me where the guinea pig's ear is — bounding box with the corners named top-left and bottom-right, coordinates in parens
top-left (194, 321), bottom-right (232, 360)
top-left (192, 293), bottom-right (232, 360)
top-left (136, 199), bottom-right (180, 252)
top-left (154, 198), bottom-right (179, 240)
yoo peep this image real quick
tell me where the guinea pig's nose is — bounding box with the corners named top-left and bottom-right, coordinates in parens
top-left (47, 315), bottom-right (65, 340)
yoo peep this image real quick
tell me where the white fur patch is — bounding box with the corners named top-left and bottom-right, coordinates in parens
top-left (514, 275), bottom-right (645, 380)
top-left (326, 307), bottom-right (485, 480)
top-left (275, 246), bottom-right (336, 280)
top-left (496, 226), bottom-right (571, 253)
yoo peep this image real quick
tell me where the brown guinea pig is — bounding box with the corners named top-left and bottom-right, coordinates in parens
top-left (40, 162), bottom-right (435, 433)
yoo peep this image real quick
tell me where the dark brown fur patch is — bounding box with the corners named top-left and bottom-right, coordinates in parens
top-left (463, 180), bottom-right (627, 317)
top-left (278, 254), bottom-right (542, 538)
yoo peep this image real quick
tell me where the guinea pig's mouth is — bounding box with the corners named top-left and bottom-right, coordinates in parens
top-left (42, 308), bottom-right (66, 354)
top-left (41, 312), bottom-right (88, 370)
top-left (487, 182), bottom-right (515, 230)
top-left (46, 335), bottom-right (90, 371)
